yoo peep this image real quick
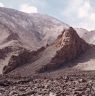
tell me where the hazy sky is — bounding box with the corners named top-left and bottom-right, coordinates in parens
top-left (0, 0), bottom-right (95, 30)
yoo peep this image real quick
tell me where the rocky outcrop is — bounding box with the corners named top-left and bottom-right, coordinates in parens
top-left (0, 7), bottom-right (89, 76)
top-left (52, 27), bottom-right (88, 62)
top-left (7, 27), bottom-right (88, 76)
top-left (3, 47), bottom-right (45, 74)
top-left (0, 47), bottom-right (12, 59)
top-left (38, 27), bottom-right (89, 72)
top-left (3, 49), bottom-right (32, 74)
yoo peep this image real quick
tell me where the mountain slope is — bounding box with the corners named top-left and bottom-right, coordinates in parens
top-left (82, 30), bottom-right (95, 44)
top-left (76, 28), bottom-right (95, 44)
top-left (0, 7), bottom-right (69, 49)
top-left (73, 45), bottom-right (95, 70)
top-left (0, 7), bottom-right (91, 76)
top-left (0, 7), bottom-right (70, 74)
top-left (7, 27), bottom-right (88, 77)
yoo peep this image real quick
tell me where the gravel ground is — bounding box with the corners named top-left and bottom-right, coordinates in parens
top-left (0, 71), bottom-right (95, 96)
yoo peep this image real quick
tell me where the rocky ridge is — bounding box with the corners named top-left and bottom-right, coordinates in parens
top-left (4, 27), bottom-right (88, 77)
top-left (0, 7), bottom-right (89, 76)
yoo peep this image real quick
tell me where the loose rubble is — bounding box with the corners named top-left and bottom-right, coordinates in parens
top-left (0, 71), bottom-right (95, 96)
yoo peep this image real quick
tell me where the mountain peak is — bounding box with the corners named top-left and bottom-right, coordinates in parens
top-left (0, 7), bottom-right (89, 76)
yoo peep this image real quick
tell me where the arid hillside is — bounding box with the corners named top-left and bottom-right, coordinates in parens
top-left (0, 7), bottom-right (95, 78)
top-left (0, 7), bottom-right (95, 96)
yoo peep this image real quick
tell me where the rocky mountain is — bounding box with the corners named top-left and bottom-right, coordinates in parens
top-left (0, 7), bottom-right (69, 49)
top-left (0, 7), bottom-right (95, 96)
top-left (0, 7), bottom-right (69, 74)
top-left (6, 27), bottom-right (88, 77)
top-left (0, 7), bottom-right (92, 77)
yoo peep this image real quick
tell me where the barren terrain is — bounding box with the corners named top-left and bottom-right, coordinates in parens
top-left (0, 7), bottom-right (95, 96)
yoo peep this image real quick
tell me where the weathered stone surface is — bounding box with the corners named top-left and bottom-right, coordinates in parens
top-left (3, 48), bottom-right (32, 74)
top-left (2, 27), bottom-right (88, 76)
top-left (0, 7), bottom-right (89, 76)
top-left (38, 27), bottom-right (88, 72)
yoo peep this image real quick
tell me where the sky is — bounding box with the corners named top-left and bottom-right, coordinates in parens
top-left (0, 0), bottom-right (95, 30)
